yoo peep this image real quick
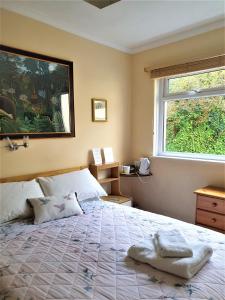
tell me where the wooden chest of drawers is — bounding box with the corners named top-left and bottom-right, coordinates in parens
top-left (194, 186), bottom-right (225, 233)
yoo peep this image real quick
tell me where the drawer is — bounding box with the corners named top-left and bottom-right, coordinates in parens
top-left (197, 195), bottom-right (225, 214)
top-left (196, 209), bottom-right (225, 230)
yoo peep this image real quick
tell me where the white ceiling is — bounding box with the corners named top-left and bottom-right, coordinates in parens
top-left (1, 0), bottom-right (225, 53)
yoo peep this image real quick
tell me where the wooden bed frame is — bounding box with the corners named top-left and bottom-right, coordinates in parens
top-left (0, 165), bottom-right (87, 183)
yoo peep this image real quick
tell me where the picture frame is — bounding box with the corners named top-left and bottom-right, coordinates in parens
top-left (0, 45), bottom-right (75, 139)
top-left (92, 147), bottom-right (102, 165)
top-left (92, 98), bottom-right (107, 122)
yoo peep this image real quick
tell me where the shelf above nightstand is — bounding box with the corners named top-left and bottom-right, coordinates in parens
top-left (98, 177), bottom-right (119, 184)
top-left (90, 162), bottom-right (121, 196)
top-left (120, 172), bottom-right (152, 177)
top-left (91, 162), bottom-right (120, 171)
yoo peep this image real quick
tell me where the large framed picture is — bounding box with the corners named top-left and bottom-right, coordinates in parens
top-left (0, 45), bottom-right (75, 139)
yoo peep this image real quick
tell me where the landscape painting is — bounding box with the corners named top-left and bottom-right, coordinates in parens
top-left (0, 45), bottom-right (75, 139)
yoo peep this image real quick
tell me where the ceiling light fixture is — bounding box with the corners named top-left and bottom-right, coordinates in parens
top-left (84, 0), bottom-right (121, 9)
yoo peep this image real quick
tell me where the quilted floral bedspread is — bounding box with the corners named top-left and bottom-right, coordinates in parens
top-left (0, 198), bottom-right (224, 300)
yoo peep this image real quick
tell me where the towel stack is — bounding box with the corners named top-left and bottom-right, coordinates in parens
top-left (154, 229), bottom-right (193, 258)
top-left (128, 229), bottom-right (213, 279)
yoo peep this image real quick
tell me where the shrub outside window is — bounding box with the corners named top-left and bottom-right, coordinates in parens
top-left (156, 68), bottom-right (225, 161)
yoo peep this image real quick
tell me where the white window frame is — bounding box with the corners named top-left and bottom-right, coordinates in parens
top-left (154, 68), bottom-right (225, 163)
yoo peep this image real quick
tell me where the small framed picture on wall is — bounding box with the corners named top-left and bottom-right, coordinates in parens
top-left (92, 99), bottom-right (107, 122)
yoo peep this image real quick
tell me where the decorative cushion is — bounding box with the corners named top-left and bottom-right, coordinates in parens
top-left (38, 168), bottom-right (107, 201)
top-left (28, 193), bottom-right (83, 224)
top-left (0, 179), bottom-right (44, 223)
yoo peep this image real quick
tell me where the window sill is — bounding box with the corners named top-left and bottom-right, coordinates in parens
top-left (154, 153), bottom-right (225, 164)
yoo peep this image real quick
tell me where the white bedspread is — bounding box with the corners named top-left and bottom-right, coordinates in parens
top-left (0, 198), bottom-right (224, 299)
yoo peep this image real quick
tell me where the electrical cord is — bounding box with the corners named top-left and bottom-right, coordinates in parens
top-left (135, 170), bottom-right (151, 184)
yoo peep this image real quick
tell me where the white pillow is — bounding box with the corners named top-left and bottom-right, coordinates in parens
top-left (0, 179), bottom-right (44, 223)
top-left (38, 168), bottom-right (107, 201)
top-left (28, 193), bottom-right (83, 224)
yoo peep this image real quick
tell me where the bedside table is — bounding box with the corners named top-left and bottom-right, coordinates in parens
top-left (101, 195), bottom-right (132, 207)
top-left (90, 162), bottom-right (132, 206)
top-left (194, 186), bottom-right (225, 233)
top-left (90, 162), bottom-right (121, 195)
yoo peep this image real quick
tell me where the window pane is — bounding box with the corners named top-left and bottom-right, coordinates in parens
top-left (165, 96), bottom-right (225, 155)
top-left (168, 69), bottom-right (225, 94)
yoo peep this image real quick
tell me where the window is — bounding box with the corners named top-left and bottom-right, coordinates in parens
top-left (156, 68), bottom-right (225, 161)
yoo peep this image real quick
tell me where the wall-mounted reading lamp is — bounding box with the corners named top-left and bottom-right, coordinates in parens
top-left (5, 136), bottom-right (29, 151)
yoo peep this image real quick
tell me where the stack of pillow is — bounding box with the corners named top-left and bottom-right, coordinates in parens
top-left (0, 168), bottom-right (107, 224)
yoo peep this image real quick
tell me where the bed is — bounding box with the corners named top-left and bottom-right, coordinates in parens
top-left (0, 170), bottom-right (224, 300)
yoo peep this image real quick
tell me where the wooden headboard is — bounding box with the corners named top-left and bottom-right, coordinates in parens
top-left (0, 166), bottom-right (87, 183)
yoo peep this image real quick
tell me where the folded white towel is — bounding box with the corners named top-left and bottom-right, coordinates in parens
top-left (154, 229), bottom-right (193, 257)
top-left (128, 239), bottom-right (213, 279)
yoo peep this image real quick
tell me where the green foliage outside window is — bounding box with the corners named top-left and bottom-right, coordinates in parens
top-left (168, 69), bottom-right (225, 93)
top-left (165, 70), bottom-right (225, 155)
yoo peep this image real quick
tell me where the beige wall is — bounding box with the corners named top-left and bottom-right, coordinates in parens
top-left (1, 9), bottom-right (224, 224)
top-left (0, 9), bottom-right (132, 178)
top-left (131, 28), bottom-right (225, 223)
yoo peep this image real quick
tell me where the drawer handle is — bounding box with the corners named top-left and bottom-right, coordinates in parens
top-left (211, 218), bottom-right (217, 223)
top-left (212, 202), bottom-right (218, 207)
